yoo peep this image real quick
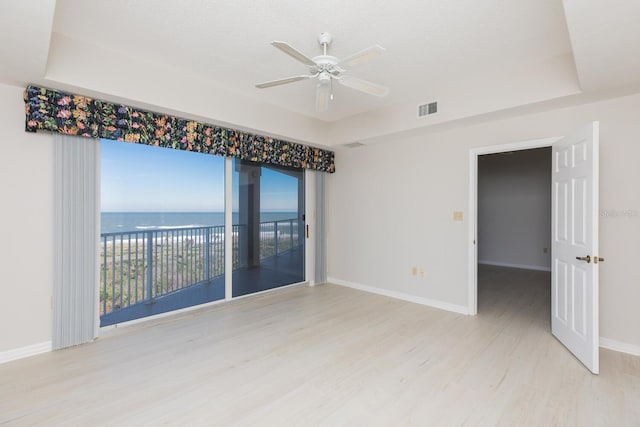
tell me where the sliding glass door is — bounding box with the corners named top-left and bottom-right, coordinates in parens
top-left (100, 146), bottom-right (306, 326)
top-left (232, 159), bottom-right (305, 297)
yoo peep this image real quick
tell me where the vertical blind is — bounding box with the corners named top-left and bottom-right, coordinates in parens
top-left (53, 134), bottom-right (100, 349)
top-left (314, 172), bottom-right (328, 284)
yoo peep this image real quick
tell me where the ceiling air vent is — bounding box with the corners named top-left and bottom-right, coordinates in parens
top-left (418, 101), bottom-right (438, 117)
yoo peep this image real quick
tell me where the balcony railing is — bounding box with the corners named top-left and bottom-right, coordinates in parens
top-left (100, 219), bottom-right (301, 317)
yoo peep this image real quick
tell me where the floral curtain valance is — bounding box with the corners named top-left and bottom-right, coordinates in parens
top-left (24, 85), bottom-right (335, 173)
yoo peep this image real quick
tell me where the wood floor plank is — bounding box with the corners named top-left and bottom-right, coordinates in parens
top-left (1, 267), bottom-right (639, 426)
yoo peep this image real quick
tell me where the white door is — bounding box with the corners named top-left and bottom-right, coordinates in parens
top-left (551, 121), bottom-right (600, 374)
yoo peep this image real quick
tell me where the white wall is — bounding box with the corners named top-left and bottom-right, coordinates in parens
top-left (478, 148), bottom-right (551, 271)
top-left (327, 92), bottom-right (640, 349)
top-left (0, 83), bottom-right (53, 352)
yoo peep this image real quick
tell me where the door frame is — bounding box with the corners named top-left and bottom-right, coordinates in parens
top-left (467, 136), bottom-right (561, 315)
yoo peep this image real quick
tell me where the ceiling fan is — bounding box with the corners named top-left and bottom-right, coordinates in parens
top-left (255, 32), bottom-right (390, 112)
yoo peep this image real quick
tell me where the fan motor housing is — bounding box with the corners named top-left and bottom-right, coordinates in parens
top-left (312, 55), bottom-right (341, 75)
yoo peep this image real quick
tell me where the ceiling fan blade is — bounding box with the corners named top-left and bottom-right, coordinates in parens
top-left (337, 45), bottom-right (385, 68)
top-left (338, 76), bottom-right (389, 97)
top-left (271, 41), bottom-right (317, 67)
top-left (316, 82), bottom-right (331, 112)
top-left (255, 75), bottom-right (313, 89)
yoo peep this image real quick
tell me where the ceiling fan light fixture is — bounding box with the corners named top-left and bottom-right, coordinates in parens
top-left (316, 81), bottom-right (331, 112)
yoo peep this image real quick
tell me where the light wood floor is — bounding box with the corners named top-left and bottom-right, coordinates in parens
top-left (1, 266), bottom-right (639, 426)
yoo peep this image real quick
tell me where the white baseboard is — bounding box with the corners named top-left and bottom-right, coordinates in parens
top-left (328, 278), bottom-right (640, 357)
top-left (600, 337), bottom-right (640, 356)
top-left (0, 341), bottom-right (52, 365)
top-left (478, 260), bottom-right (551, 272)
top-left (328, 277), bottom-right (470, 315)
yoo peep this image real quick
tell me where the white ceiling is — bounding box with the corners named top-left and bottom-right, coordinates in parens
top-left (1, 0), bottom-right (639, 146)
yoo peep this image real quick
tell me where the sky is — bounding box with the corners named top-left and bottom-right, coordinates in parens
top-left (101, 139), bottom-right (299, 212)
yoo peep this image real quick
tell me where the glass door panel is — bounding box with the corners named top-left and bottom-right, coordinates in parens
top-left (232, 159), bottom-right (305, 297)
top-left (100, 139), bottom-right (225, 326)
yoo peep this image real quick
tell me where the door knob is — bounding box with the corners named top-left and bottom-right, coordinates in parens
top-left (576, 255), bottom-right (591, 263)
top-left (594, 256), bottom-right (605, 264)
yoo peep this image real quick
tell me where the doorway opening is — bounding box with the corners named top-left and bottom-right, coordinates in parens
top-left (468, 138), bottom-right (558, 315)
top-left (476, 147), bottom-right (552, 324)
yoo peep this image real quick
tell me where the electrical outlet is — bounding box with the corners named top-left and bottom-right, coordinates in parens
top-left (419, 268), bottom-right (425, 277)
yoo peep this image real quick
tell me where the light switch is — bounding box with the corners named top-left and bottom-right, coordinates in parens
top-left (453, 211), bottom-right (463, 221)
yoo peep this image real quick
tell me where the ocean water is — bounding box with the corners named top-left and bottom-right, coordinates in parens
top-left (101, 211), bottom-right (298, 234)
